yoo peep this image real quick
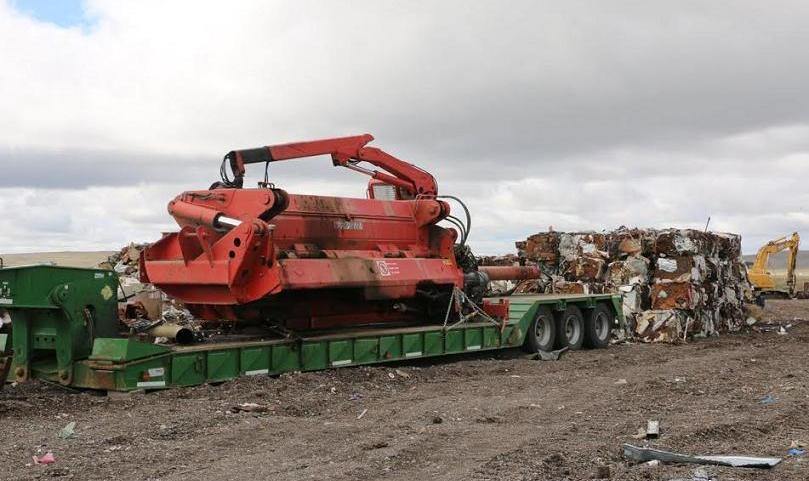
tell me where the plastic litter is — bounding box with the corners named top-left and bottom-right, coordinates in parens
top-left (759, 394), bottom-right (777, 405)
top-left (32, 452), bottom-right (56, 465)
top-left (57, 421), bottom-right (76, 439)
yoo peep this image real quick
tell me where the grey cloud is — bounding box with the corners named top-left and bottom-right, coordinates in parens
top-left (1, 1), bottom-right (809, 255)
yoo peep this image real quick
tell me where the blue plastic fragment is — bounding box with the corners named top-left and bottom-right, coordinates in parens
top-left (759, 394), bottom-right (777, 405)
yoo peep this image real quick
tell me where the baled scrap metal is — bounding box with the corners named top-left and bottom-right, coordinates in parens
top-left (554, 280), bottom-right (587, 295)
top-left (515, 227), bottom-right (754, 342)
top-left (650, 282), bottom-right (703, 310)
top-left (553, 280), bottom-right (607, 295)
top-left (654, 229), bottom-right (710, 257)
top-left (607, 255), bottom-right (650, 286)
top-left (608, 227), bottom-right (657, 258)
top-left (653, 255), bottom-right (707, 283)
top-left (635, 309), bottom-right (692, 342)
top-left (714, 232), bottom-right (742, 259)
top-left (516, 232), bottom-right (560, 263)
top-left (618, 284), bottom-right (647, 323)
top-left (563, 255), bottom-right (606, 282)
top-left (558, 232), bottom-right (608, 261)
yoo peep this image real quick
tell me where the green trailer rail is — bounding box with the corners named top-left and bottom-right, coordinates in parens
top-left (0, 265), bottom-right (622, 391)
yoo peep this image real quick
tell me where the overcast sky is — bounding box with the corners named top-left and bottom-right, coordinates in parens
top-left (1, 0), bottom-right (808, 256)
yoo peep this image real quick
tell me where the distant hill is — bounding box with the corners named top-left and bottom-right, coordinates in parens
top-left (0, 251), bottom-right (114, 269)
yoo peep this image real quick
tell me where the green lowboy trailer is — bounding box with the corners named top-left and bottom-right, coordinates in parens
top-left (0, 265), bottom-right (622, 392)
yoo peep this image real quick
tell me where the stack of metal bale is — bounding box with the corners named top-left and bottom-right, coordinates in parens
top-left (515, 228), bottom-right (753, 342)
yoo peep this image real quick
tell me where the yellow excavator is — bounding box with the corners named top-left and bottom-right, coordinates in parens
top-left (748, 232), bottom-right (800, 298)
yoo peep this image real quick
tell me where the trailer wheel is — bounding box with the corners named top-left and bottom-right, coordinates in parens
top-left (523, 305), bottom-right (556, 353)
top-left (555, 305), bottom-right (584, 350)
top-left (584, 303), bottom-right (613, 349)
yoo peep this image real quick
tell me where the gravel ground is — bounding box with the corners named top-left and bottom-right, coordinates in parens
top-left (1, 300), bottom-right (808, 481)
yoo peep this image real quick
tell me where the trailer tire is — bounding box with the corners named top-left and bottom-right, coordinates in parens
top-left (523, 305), bottom-right (557, 353)
top-left (555, 305), bottom-right (584, 350)
top-left (584, 303), bottom-right (613, 349)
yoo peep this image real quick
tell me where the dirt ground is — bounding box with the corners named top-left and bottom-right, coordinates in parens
top-left (1, 300), bottom-right (808, 481)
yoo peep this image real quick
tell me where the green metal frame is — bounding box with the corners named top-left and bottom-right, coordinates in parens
top-left (0, 266), bottom-right (119, 385)
top-left (0, 265), bottom-right (623, 391)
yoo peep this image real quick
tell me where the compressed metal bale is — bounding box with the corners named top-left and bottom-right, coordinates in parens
top-left (553, 280), bottom-right (588, 294)
top-left (654, 229), bottom-right (711, 256)
top-left (516, 232), bottom-right (559, 263)
top-left (607, 228), bottom-right (658, 259)
top-left (653, 255), bottom-right (707, 283)
top-left (558, 232), bottom-right (609, 261)
top-left (714, 232), bottom-right (742, 259)
top-left (650, 282), bottom-right (704, 310)
top-left (512, 279), bottom-right (543, 294)
top-left (607, 255), bottom-right (650, 286)
top-left (618, 284), bottom-right (644, 332)
top-left (635, 309), bottom-right (693, 343)
top-left (563, 255), bottom-right (606, 282)
top-left (515, 226), bottom-right (754, 342)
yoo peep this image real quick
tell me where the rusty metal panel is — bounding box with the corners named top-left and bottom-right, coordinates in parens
top-left (651, 282), bottom-right (702, 310)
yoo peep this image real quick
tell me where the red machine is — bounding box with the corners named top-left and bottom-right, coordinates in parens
top-left (141, 134), bottom-right (537, 330)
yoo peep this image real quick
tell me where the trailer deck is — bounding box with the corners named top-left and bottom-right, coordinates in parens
top-left (0, 265), bottom-right (622, 391)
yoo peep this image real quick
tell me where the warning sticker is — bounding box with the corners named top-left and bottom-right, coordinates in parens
top-left (375, 260), bottom-right (400, 276)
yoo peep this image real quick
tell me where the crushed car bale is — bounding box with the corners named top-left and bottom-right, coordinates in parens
top-left (516, 228), bottom-right (754, 342)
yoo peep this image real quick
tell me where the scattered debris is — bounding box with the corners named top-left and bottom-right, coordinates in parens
top-left (394, 369), bottom-right (411, 378)
top-left (432, 415), bottom-right (443, 424)
top-left (57, 421), bottom-right (76, 439)
top-left (614, 378), bottom-right (628, 385)
top-left (787, 448), bottom-right (805, 457)
top-left (357, 408), bottom-right (368, 419)
top-left (646, 420), bottom-right (660, 439)
top-left (532, 346), bottom-right (569, 361)
top-left (230, 402), bottom-right (270, 413)
top-left (759, 394), bottom-right (778, 405)
top-left (622, 443), bottom-right (781, 468)
top-left (32, 452), bottom-right (56, 465)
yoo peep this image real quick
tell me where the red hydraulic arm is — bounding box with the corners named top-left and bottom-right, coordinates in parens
top-left (224, 134), bottom-right (438, 196)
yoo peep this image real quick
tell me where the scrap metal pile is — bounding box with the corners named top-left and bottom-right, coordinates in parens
top-left (514, 228), bottom-right (755, 342)
top-left (99, 243), bottom-right (198, 343)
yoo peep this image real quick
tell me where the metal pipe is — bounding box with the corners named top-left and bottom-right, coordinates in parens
top-left (478, 265), bottom-right (541, 281)
top-left (147, 323), bottom-right (195, 345)
top-left (215, 215), bottom-right (242, 229)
